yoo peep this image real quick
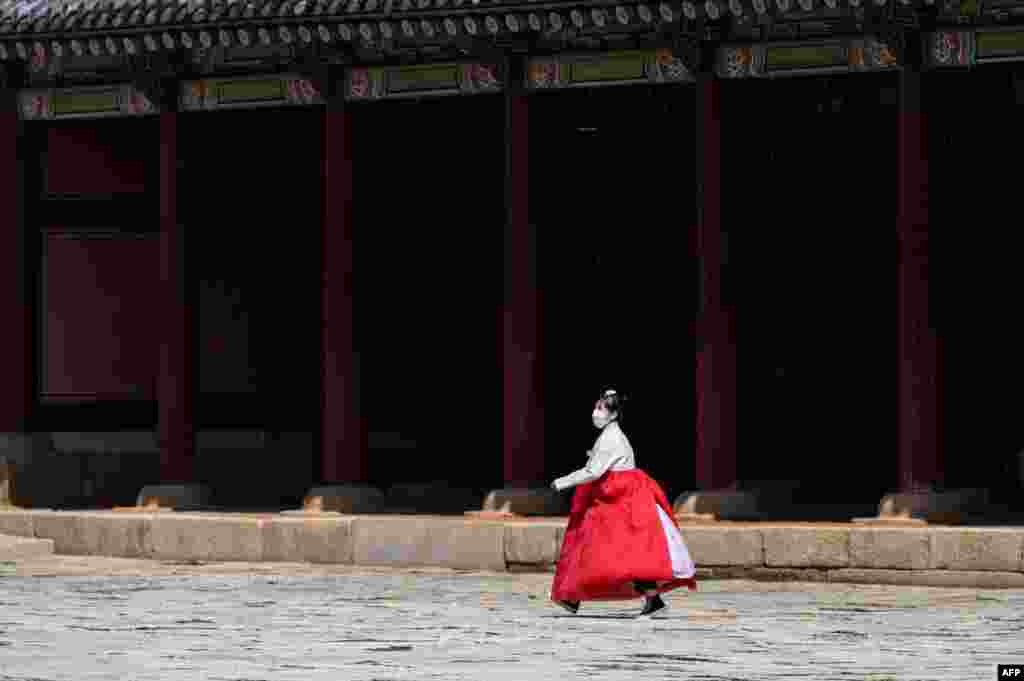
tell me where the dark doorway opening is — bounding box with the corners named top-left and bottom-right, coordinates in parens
top-left (181, 107), bottom-right (323, 507)
top-left (932, 65), bottom-right (1024, 514)
top-left (350, 95), bottom-right (505, 491)
top-left (732, 74), bottom-right (899, 516)
top-left (532, 85), bottom-right (697, 502)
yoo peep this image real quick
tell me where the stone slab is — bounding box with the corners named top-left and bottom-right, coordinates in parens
top-left (849, 528), bottom-right (931, 570)
top-left (0, 534), bottom-right (54, 560)
top-left (80, 514), bottom-right (153, 559)
top-left (852, 517), bottom-right (928, 527)
top-left (717, 566), bottom-right (831, 583)
top-left (148, 515), bottom-right (265, 562)
top-left (929, 528), bottom-right (1024, 572)
top-left (675, 512), bottom-right (718, 524)
top-left (352, 517), bottom-right (505, 571)
top-left (262, 517), bottom-right (354, 564)
top-left (763, 527), bottom-right (850, 568)
top-left (32, 512), bottom-right (153, 558)
top-left (30, 512), bottom-right (84, 555)
top-left (344, 516), bottom-right (426, 568)
top-left (504, 523), bottom-right (559, 566)
top-left (0, 509), bottom-right (44, 537)
top-left (466, 511), bottom-right (523, 520)
top-left (679, 527), bottom-right (764, 567)
top-left (507, 562), bottom-right (556, 573)
top-left (828, 568), bottom-right (1024, 589)
top-left (426, 520), bottom-right (506, 571)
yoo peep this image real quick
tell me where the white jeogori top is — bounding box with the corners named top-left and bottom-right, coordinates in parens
top-left (553, 420), bottom-right (636, 491)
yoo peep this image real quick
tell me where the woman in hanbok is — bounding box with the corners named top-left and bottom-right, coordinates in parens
top-left (550, 389), bottom-right (697, 618)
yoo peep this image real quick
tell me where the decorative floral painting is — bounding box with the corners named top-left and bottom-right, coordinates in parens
top-left (284, 77), bottom-right (321, 105)
top-left (125, 86), bottom-right (156, 115)
top-left (19, 84), bottom-right (159, 120)
top-left (461, 63), bottom-right (502, 93)
top-left (527, 51), bottom-right (693, 89)
top-left (19, 91), bottom-right (53, 120)
top-left (649, 49), bottom-right (692, 83)
top-left (180, 80), bottom-right (212, 110)
top-left (346, 67), bottom-right (386, 100)
top-left (716, 46), bottom-right (764, 78)
top-left (850, 38), bottom-right (900, 70)
top-left (929, 31), bottom-right (975, 67)
top-left (527, 59), bottom-right (563, 89)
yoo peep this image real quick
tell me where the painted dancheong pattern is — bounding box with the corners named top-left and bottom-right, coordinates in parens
top-left (18, 83), bottom-right (157, 120)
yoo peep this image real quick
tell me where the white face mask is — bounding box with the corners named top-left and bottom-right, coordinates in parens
top-left (592, 409), bottom-right (613, 429)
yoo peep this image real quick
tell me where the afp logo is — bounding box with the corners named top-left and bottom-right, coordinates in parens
top-left (999, 665), bottom-right (1024, 678)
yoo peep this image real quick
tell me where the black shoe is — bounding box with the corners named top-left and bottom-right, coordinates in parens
top-left (637, 594), bottom-right (667, 618)
top-left (634, 579), bottom-right (657, 594)
top-left (554, 599), bottom-right (580, 614)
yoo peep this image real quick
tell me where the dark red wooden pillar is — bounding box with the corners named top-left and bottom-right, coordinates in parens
top-left (321, 92), bottom-right (366, 484)
top-left (0, 92), bottom-right (30, 436)
top-left (158, 104), bottom-right (196, 482)
top-left (503, 57), bottom-right (544, 486)
top-left (896, 68), bottom-right (941, 493)
top-left (695, 74), bottom-right (738, 490)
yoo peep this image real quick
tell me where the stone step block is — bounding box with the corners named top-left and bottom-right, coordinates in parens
top-left (763, 527), bottom-right (851, 568)
top-left (352, 516), bottom-right (505, 571)
top-left (0, 534), bottom-right (54, 561)
top-left (679, 526), bottom-right (764, 567)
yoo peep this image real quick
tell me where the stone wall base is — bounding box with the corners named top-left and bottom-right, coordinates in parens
top-left (0, 534), bottom-right (55, 561)
top-left (2, 510), bottom-right (1024, 588)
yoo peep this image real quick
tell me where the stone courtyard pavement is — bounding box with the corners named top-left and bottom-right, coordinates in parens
top-left (0, 556), bottom-right (1021, 681)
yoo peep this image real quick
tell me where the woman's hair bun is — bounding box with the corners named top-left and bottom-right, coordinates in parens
top-left (603, 389), bottom-right (626, 401)
top-left (600, 389), bottom-right (627, 419)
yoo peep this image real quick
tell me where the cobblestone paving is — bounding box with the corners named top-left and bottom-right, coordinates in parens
top-left (0, 556), bottom-right (1021, 680)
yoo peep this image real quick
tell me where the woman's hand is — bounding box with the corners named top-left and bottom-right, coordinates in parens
top-left (550, 480), bottom-right (559, 491)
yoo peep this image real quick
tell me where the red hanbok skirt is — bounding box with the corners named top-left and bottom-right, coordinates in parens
top-left (551, 468), bottom-right (698, 602)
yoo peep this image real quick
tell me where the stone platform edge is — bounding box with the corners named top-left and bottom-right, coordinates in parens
top-left (2, 511), bottom-right (1023, 588)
